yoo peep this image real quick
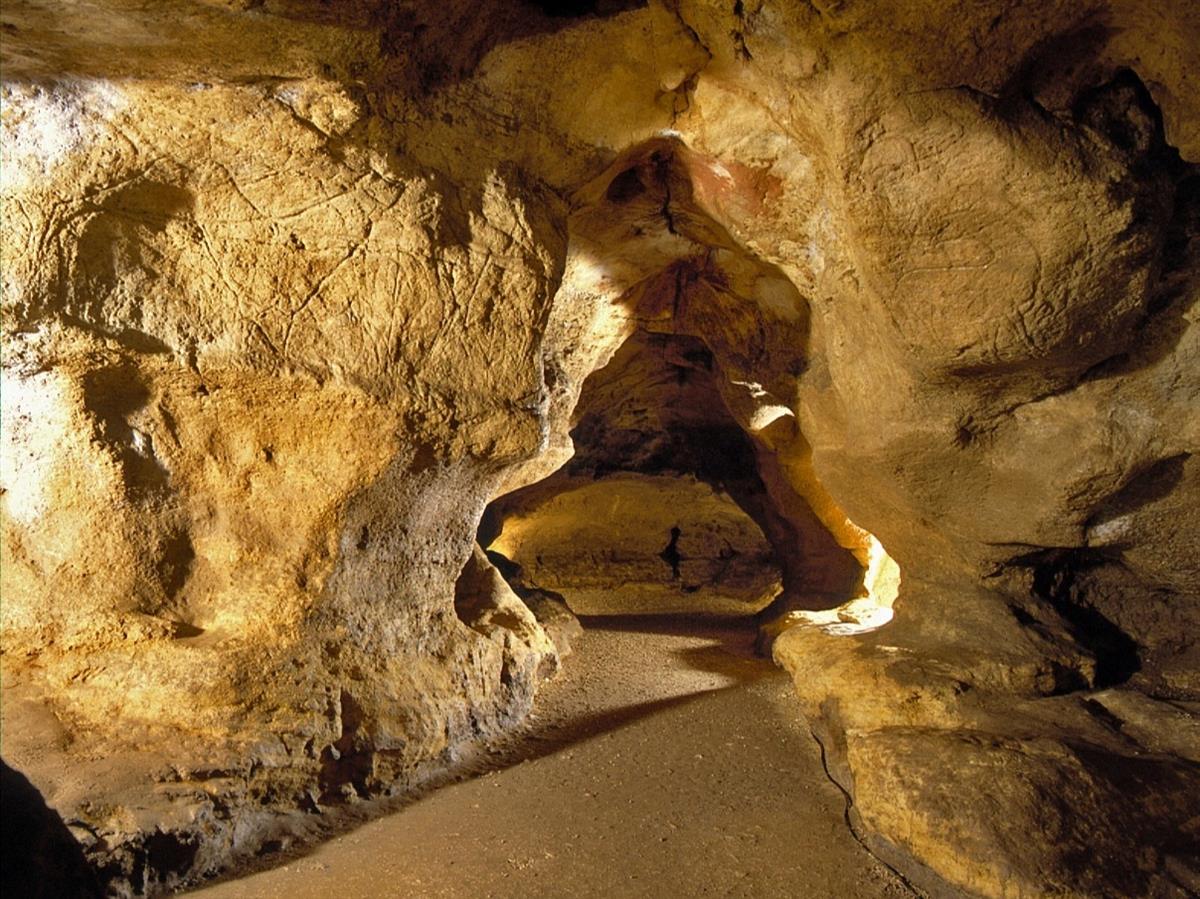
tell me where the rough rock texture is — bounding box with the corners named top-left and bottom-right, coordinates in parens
top-left (2, 1), bottom-right (1198, 895)
top-left (489, 473), bottom-right (781, 616)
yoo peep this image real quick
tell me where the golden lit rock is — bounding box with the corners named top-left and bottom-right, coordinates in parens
top-left (1, 1), bottom-right (1197, 895)
top-left (490, 473), bottom-right (781, 616)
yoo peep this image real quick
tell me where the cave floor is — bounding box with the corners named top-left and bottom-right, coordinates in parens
top-left (189, 616), bottom-right (913, 899)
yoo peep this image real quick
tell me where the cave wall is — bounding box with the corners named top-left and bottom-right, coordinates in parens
top-left (1, 1), bottom-right (1197, 895)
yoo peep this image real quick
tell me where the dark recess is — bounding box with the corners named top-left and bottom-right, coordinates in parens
top-left (1, 759), bottom-right (103, 899)
top-left (606, 166), bottom-right (646, 203)
top-left (659, 526), bottom-right (683, 579)
top-left (527, 0), bottom-right (645, 17)
top-left (1025, 548), bottom-right (1141, 688)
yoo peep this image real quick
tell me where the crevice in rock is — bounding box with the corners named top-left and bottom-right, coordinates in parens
top-left (1017, 548), bottom-right (1142, 689)
top-left (807, 724), bottom-right (924, 898)
top-left (318, 690), bottom-right (372, 804)
top-left (654, 151), bottom-right (681, 236)
top-left (731, 0), bottom-right (754, 61)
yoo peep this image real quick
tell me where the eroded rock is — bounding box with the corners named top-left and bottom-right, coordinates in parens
top-left (490, 473), bottom-right (781, 616)
top-left (1, 1), bottom-right (1198, 895)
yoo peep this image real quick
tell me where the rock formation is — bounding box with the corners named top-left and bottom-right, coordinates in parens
top-left (488, 472), bottom-right (783, 616)
top-left (483, 328), bottom-right (816, 618)
top-left (1, 1), bottom-right (1197, 895)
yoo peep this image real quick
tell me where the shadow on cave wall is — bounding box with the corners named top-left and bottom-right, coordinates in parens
top-left (0, 0), bottom-right (648, 91)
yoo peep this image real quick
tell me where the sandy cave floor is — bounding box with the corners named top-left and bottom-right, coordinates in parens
top-left (188, 617), bottom-right (914, 898)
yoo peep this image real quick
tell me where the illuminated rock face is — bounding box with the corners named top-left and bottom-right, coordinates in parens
top-left (1, 1), bottom-right (1198, 895)
top-left (490, 473), bottom-right (782, 617)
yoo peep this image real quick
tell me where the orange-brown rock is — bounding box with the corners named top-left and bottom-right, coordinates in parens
top-left (1, 1), bottom-right (1197, 895)
top-left (490, 473), bottom-right (781, 616)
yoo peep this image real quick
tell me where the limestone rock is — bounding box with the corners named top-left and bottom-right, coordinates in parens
top-left (489, 473), bottom-right (781, 616)
top-left (453, 545), bottom-right (560, 689)
top-left (1, 0), bottom-right (1198, 895)
top-left (850, 728), bottom-right (1200, 899)
top-left (773, 581), bottom-right (1200, 898)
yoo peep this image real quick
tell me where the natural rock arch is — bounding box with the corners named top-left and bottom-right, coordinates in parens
top-left (472, 141), bottom-right (901, 634)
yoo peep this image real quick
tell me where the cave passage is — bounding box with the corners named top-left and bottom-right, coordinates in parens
top-left (477, 328), bottom-right (867, 624)
top-left (2, 4), bottom-right (1195, 896)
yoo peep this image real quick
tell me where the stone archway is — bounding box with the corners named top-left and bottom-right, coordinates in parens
top-left (479, 139), bottom-right (902, 637)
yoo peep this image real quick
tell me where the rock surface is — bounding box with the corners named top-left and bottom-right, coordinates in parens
top-left (489, 473), bottom-right (781, 616)
top-left (1, 1), bottom-right (1198, 896)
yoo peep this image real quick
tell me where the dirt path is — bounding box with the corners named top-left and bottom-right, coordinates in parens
top-left (190, 617), bottom-right (913, 898)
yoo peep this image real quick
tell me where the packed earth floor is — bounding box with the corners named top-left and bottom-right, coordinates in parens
top-left (189, 616), bottom-right (914, 898)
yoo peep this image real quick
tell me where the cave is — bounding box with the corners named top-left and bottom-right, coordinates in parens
top-left (478, 327), bottom-right (869, 624)
top-left (2, 2), bottom-right (1199, 898)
